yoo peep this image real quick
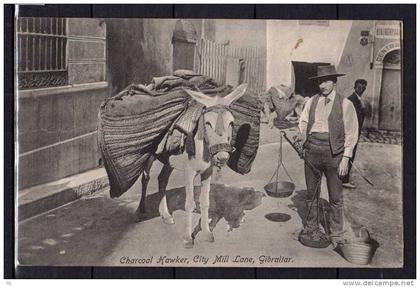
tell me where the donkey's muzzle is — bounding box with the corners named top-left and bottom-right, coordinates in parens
top-left (214, 151), bottom-right (229, 167)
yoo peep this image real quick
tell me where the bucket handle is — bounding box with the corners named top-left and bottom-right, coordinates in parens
top-left (359, 226), bottom-right (371, 240)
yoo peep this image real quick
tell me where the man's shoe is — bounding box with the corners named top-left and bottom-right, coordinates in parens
top-left (342, 182), bottom-right (356, 189)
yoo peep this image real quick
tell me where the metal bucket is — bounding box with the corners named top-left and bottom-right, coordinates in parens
top-left (264, 181), bottom-right (295, 198)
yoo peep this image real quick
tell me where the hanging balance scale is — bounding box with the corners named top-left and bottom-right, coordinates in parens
top-left (280, 131), bottom-right (331, 249)
top-left (264, 131), bottom-right (295, 222)
top-left (264, 130), bottom-right (331, 248)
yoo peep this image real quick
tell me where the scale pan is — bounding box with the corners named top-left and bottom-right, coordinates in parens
top-left (264, 181), bottom-right (295, 198)
top-left (265, 212), bottom-right (291, 222)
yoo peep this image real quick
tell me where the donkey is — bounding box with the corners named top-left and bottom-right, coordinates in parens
top-left (134, 84), bottom-right (248, 248)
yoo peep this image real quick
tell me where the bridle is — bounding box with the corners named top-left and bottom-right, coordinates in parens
top-left (198, 105), bottom-right (236, 158)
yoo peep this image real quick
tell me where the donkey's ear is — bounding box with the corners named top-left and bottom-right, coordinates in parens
top-left (183, 88), bottom-right (216, 107)
top-left (222, 84), bottom-right (248, 106)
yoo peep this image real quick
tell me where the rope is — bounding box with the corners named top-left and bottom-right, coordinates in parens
top-left (267, 130), bottom-right (295, 185)
top-left (268, 162), bottom-right (281, 184)
top-left (281, 161), bottom-right (294, 183)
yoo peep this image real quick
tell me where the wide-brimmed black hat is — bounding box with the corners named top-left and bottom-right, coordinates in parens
top-left (309, 65), bottom-right (345, 80)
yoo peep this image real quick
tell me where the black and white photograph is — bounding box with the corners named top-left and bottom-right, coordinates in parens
top-left (15, 17), bottom-right (403, 268)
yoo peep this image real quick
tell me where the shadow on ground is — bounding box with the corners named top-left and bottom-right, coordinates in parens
top-left (137, 183), bottom-right (265, 237)
top-left (289, 189), bottom-right (331, 233)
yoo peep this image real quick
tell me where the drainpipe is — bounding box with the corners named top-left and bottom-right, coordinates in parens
top-left (369, 23), bottom-right (375, 69)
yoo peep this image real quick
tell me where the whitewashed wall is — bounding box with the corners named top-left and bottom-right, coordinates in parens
top-left (266, 20), bottom-right (352, 89)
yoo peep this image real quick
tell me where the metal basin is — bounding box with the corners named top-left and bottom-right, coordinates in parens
top-left (264, 181), bottom-right (295, 198)
top-left (264, 212), bottom-right (291, 222)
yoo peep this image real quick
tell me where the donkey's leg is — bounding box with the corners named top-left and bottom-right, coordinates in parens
top-left (192, 218), bottom-right (202, 240)
top-left (200, 175), bottom-right (214, 242)
top-left (158, 164), bottom-right (175, 225)
top-left (192, 215), bottom-right (221, 239)
top-left (183, 168), bottom-right (197, 248)
top-left (134, 155), bottom-right (155, 222)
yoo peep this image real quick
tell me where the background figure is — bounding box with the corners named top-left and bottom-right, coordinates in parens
top-left (342, 79), bottom-right (368, 189)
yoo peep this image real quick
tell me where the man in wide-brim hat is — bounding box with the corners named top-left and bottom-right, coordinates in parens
top-left (297, 65), bottom-right (359, 246)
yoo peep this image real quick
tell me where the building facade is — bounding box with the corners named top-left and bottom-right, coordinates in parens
top-left (338, 20), bottom-right (401, 131)
top-left (267, 20), bottom-right (402, 132)
top-left (17, 18), bottom-right (108, 189)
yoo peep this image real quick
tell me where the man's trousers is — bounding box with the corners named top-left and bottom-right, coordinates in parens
top-left (304, 133), bottom-right (344, 235)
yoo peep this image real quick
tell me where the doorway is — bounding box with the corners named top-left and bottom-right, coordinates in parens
top-left (378, 50), bottom-right (401, 131)
top-left (292, 61), bottom-right (330, 98)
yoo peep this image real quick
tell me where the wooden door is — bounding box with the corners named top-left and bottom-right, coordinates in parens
top-left (379, 50), bottom-right (401, 131)
top-left (173, 42), bottom-right (196, 71)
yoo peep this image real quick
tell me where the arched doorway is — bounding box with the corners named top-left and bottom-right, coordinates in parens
top-left (378, 49), bottom-right (401, 131)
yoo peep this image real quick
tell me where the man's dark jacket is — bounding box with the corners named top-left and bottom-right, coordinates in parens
top-left (347, 92), bottom-right (365, 135)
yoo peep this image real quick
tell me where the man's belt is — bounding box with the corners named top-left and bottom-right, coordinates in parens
top-left (307, 132), bottom-right (330, 146)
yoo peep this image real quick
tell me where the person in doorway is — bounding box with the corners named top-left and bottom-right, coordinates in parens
top-left (342, 79), bottom-right (368, 189)
top-left (297, 65), bottom-right (359, 244)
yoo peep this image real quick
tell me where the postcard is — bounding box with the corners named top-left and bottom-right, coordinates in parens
top-left (16, 18), bottom-right (402, 268)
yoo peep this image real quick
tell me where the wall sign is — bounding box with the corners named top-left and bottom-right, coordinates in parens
top-left (375, 24), bottom-right (401, 39)
top-left (360, 30), bottom-right (370, 46)
top-left (375, 42), bottom-right (401, 63)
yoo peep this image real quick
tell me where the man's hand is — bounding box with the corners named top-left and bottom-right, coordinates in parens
top-left (338, 157), bottom-right (350, 178)
top-left (285, 115), bottom-right (299, 124)
top-left (293, 132), bottom-right (306, 145)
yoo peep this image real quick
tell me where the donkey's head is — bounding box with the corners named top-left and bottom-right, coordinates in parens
top-left (184, 84), bottom-right (248, 167)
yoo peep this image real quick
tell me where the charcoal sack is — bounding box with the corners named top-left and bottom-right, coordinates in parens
top-left (98, 88), bottom-right (189, 198)
top-left (228, 92), bottom-right (262, 174)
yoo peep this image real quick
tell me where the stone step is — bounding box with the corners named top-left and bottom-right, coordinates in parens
top-left (18, 167), bottom-right (109, 221)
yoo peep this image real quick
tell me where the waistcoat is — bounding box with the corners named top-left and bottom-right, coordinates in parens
top-left (307, 93), bottom-right (345, 155)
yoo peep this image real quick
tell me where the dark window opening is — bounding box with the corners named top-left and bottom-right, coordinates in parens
top-left (292, 61), bottom-right (330, 98)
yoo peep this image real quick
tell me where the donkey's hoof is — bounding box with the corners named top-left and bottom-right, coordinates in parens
top-left (162, 216), bottom-right (175, 225)
top-left (202, 231), bottom-right (215, 242)
top-left (183, 237), bottom-right (194, 249)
